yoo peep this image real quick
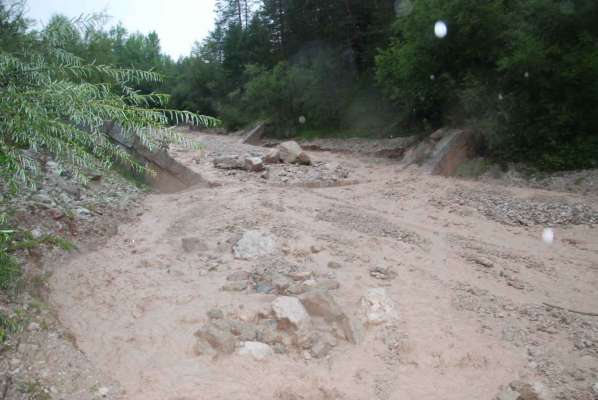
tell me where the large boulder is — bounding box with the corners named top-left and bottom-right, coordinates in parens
top-left (244, 156), bottom-right (265, 172)
top-left (264, 148), bottom-right (281, 164)
top-left (279, 141), bottom-right (311, 165)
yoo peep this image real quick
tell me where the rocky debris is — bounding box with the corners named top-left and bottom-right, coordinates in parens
top-left (195, 325), bottom-right (237, 355)
top-left (207, 309), bottom-right (224, 320)
top-left (327, 261), bottom-right (342, 270)
top-left (369, 267), bottom-right (397, 280)
top-left (181, 237), bottom-right (208, 253)
top-left (495, 381), bottom-right (552, 400)
top-left (213, 155), bottom-right (244, 170)
top-left (240, 122), bottom-right (265, 145)
top-left (227, 271), bottom-right (252, 281)
top-left (221, 281), bottom-right (249, 292)
top-left (278, 141), bottom-right (312, 165)
top-left (272, 296), bottom-right (310, 330)
top-left (238, 341), bottom-right (274, 360)
top-left (452, 189), bottom-right (598, 226)
top-left (233, 230), bottom-right (277, 260)
top-left (317, 207), bottom-right (424, 245)
top-left (360, 288), bottom-right (398, 326)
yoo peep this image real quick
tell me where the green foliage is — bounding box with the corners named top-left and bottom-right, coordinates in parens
top-left (0, 4), bottom-right (218, 190)
top-left (376, 0), bottom-right (598, 170)
top-left (0, 222), bottom-right (21, 293)
top-left (0, 310), bottom-right (24, 345)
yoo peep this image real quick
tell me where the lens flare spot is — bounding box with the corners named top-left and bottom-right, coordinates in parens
top-left (542, 228), bottom-right (554, 244)
top-left (298, 116), bottom-right (306, 124)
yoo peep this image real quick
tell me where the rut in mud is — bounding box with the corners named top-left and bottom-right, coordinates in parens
top-left (50, 133), bottom-right (598, 400)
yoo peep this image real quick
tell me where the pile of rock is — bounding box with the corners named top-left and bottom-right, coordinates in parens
top-left (194, 288), bottom-right (398, 361)
top-left (221, 265), bottom-right (341, 296)
top-left (213, 154), bottom-right (266, 172)
top-left (265, 141), bottom-right (312, 165)
top-left (451, 189), bottom-right (598, 226)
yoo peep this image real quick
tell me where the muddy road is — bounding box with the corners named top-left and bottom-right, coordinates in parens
top-left (50, 133), bottom-right (598, 400)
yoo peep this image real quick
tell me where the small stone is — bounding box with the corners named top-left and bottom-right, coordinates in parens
top-left (369, 267), bottom-right (397, 280)
top-left (222, 281), bottom-right (248, 292)
top-left (591, 382), bottom-right (598, 395)
top-left (75, 207), bottom-right (92, 220)
top-left (27, 322), bottom-right (41, 332)
top-left (495, 387), bottom-right (519, 400)
top-left (195, 325), bottom-right (237, 354)
top-left (238, 341), bottom-right (274, 360)
top-left (271, 273), bottom-right (293, 293)
top-left (272, 296), bottom-right (310, 330)
top-left (470, 257), bottom-right (494, 268)
top-left (255, 283), bottom-right (275, 294)
top-left (287, 271), bottom-right (312, 281)
top-left (327, 261), bottom-right (342, 270)
top-left (207, 309), bottom-right (224, 320)
top-left (310, 245), bottom-right (323, 254)
top-left (98, 386), bottom-right (110, 397)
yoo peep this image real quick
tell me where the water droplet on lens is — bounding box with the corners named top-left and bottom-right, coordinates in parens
top-left (524, 72), bottom-right (530, 78)
top-left (434, 21), bottom-right (447, 38)
top-left (498, 93), bottom-right (504, 101)
top-left (298, 116), bottom-right (306, 124)
top-left (542, 228), bottom-right (554, 244)
top-left (430, 74), bottom-right (435, 81)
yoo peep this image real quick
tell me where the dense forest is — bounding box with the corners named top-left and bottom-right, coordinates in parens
top-left (1, 0), bottom-right (598, 180)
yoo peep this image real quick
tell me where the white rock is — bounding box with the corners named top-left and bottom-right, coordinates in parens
top-left (592, 382), bottom-right (598, 395)
top-left (233, 230), bottom-right (277, 260)
top-left (98, 386), bottom-right (109, 397)
top-left (360, 288), bottom-right (398, 325)
top-left (272, 296), bottom-right (310, 329)
top-left (243, 156), bottom-right (265, 172)
top-left (238, 341), bottom-right (274, 361)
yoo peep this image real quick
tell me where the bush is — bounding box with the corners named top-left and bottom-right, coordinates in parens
top-left (376, 0), bottom-right (598, 170)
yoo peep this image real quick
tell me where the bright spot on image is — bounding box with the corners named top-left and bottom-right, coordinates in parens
top-left (394, 0), bottom-right (414, 17)
top-left (430, 74), bottom-right (435, 80)
top-left (524, 72), bottom-right (530, 78)
top-left (434, 21), bottom-right (448, 38)
top-left (542, 228), bottom-right (554, 244)
top-left (298, 116), bottom-right (306, 124)
top-left (498, 93), bottom-right (504, 101)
